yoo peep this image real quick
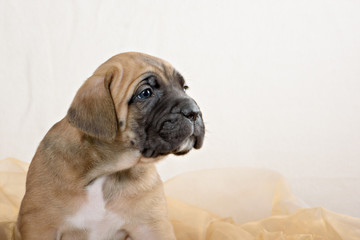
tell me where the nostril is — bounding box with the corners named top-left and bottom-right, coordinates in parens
top-left (179, 100), bottom-right (201, 122)
top-left (182, 110), bottom-right (199, 121)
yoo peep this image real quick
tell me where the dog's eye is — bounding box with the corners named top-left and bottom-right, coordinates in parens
top-left (183, 85), bottom-right (189, 92)
top-left (137, 88), bottom-right (153, 99)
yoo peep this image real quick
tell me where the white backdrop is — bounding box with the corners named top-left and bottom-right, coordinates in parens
top-left (1, 0), bottom-right (359, 217)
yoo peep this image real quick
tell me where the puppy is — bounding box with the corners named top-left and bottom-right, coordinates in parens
top-left (16, 52), bottom-right (205, 240)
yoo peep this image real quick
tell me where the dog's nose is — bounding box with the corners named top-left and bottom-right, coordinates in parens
top-left (181, 104), bottom-right (200, 122)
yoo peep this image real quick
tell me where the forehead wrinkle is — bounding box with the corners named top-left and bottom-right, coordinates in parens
top-left (142, 57), bottom-right (166, 72)
top-left (148, 63), bottom-right (175, 86)
top-left (138, 56), bottom-right (177, 85)
top-left (174, 70), bottom-right (185, 86)
top-left (161, 65), bottom-right (175, 85)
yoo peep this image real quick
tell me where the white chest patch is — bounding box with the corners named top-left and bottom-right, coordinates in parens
top-left (66, 176), bottom-right (125, 240)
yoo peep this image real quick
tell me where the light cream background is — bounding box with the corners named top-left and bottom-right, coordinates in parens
top-left (1, 0), bottom-right (359, 217)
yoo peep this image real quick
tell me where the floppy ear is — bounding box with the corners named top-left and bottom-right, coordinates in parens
top-left (67, 72), bottom-right (118, 141)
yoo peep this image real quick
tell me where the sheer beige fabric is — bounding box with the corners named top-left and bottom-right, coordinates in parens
top-left (1, 158), bottom-right (359, 240)
top-left (165, 168), bottom-right (360, 240)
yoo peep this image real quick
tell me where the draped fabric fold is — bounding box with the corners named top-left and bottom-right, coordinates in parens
top-left (1, 158), bottom-right (359, 240)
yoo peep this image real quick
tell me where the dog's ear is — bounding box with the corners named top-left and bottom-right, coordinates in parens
top-left (67, 72), bottom-right (118, 141)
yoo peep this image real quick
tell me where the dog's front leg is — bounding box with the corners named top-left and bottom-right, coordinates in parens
top-left (17, 222), bottom-right (58, 240)
top-left (128, 220), bottom-right (176, 240)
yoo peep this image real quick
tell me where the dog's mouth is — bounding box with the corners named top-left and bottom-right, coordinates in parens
top-left (139, 113), bottom-right (204, 159)
top-left (140, 134), bottom-right (199, 160)
top-left (173, 136), bottom-right (196, 155)
top-left (140, 136), bottom-right (196, 163)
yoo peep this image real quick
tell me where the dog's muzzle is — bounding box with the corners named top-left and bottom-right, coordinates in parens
top-left (141, 97), bottom-right (205, 158)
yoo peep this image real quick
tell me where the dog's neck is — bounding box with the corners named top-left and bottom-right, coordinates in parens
top-left (74, 135), bottom-right (145, 186)
top-left (37, 118), bottom-right (145, 188)
top-left (84, 149), bottom-right (142, 185)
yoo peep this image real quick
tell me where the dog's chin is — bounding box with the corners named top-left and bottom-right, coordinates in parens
top-left (139, 136), bottom-right (196, 163)
top-left (173, 137), bottom-right (195, 156)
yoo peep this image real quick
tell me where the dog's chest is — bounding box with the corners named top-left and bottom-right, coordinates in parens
top-left (66, 176), bottom-right (125, 240)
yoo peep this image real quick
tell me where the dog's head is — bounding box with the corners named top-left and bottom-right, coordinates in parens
top-left (67, 52), bottom-right (205, 161)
